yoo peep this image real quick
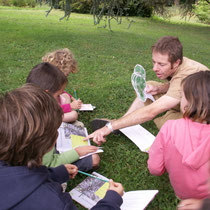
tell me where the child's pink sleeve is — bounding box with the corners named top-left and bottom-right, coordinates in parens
top-left (63, 91), bottom-right (72, 98)
top-left (59, 94), bottom-right (72, 113)
top-left (61, 104), bottom-right (71, 113)
top-left (147, 124), bottom-right (167, 176)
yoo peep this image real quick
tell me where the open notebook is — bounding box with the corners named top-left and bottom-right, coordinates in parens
top-left (56, 123), bottom-right (103, 159)
top-left (70, 172), bottom-right (158, 210)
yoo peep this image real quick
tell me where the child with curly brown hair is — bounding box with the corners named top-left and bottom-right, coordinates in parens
top-left (42, 48), bottom-right (83, 122)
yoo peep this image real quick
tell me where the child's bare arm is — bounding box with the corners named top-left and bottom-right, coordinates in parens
top-left (60, 93), bottom-right (71, 104)
top-left (75, 146), bottom-right (98, 157)
top-left (177, 199), bottom-right (203, 210)
top-left (61, 93), bottom-right (82, 109)
top-left (71, 96), bottom-right (76, 101)
top-left (62, 110), bottom-right (78, 122)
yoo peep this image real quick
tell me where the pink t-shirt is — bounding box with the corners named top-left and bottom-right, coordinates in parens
top-left (59, 91), bottom-right (72, 113)
top-left (148, 118), bottom-right (210, 199)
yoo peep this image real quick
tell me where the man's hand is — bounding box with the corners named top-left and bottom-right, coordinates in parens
top-left (108, 179), bottom-right (124, 196)
top-left (75, 145), bottom-right (98, 157)
top-left (146, 82), bottom-right (169, 95)
top-left (64, 164), bottom-right (78, 179)
top-left (71, 98), bottom-right (82, 109)
top-left (83, 126), bottom-right (111, 145)
top-left (177, 199), bottom-right (203, 210)
top-left (146, 84), bottom-right (159, 95)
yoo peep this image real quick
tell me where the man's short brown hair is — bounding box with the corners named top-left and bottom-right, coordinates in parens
top-left (26, 62), bottom-right (68, 94)
top-left (0, 84), bottom-right (63, 168)
top-left (152, 36), bottom-right (183, 65)
top-left (181, 71), bottom-right (210, 124)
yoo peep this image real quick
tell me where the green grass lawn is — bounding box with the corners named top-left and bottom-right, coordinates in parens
top-left (0, 6), bottom-right (209, 209)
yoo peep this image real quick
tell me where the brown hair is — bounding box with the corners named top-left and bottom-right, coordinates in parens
top-left (42, 48), bottom-right (78, 75)
top-left (0, 84), bottom-right (63, 168)
top-left (152, 36), bottom-right (183, 65)
top-left (26, 62), bottom-right (68, 94)
top-left (181, 71), bottom-right (210, 124)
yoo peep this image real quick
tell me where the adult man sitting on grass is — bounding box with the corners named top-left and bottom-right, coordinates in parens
top-left (86, 36), bottom-right (209, 145)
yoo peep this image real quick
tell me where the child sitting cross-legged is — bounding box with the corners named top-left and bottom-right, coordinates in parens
top-left (26, 62), bottom-right (100, 171)
top-left (0, 84), bottom-right (123, 210)
top-left (42, 48), bottom-right (83, 126)
top-left (148, 71), bottom-right (210, 200)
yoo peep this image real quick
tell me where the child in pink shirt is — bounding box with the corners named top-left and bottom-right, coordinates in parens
top-left (42, 48), bottom-right (82, 124)
top-left (26, 62), bottom-right (100, 171)
top-left (148, 71), bottom-right (210, 199)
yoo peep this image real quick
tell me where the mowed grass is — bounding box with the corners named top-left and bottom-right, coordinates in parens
top-left (0, 6), bottom-right (209, 210)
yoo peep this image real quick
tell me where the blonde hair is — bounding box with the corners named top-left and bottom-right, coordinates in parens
top-left (42, 48), bottom-right (78, 75)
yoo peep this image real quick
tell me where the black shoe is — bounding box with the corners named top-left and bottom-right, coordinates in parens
top-left (91, 119), bottom-right (122, 135)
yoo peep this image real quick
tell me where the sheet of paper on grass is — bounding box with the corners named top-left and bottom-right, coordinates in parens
top-left (56, 123), bottom-right (103, 159)
top-left (121, 190), bottom-right (159, 210)
top-left (70, 172), bottom-right (158, 210)
top-left (79, 104), bottom-right (96, 111)
top-left (120, 124), bottom-right (155, 153)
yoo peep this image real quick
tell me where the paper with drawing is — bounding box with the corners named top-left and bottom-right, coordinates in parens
top-left (56, 123), bottom-right (103, 158)
top-left (70, 172), bottom-right (158, 210)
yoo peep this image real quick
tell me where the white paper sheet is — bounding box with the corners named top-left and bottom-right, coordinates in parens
top-left (120, 124), bottom-right (155, 153)
top-left (121, 190), bottom-right (159, 210)
top-left (79, 104), bottom-right (96, 111)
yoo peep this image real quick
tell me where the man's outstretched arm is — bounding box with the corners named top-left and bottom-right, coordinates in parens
top-left (85, 95), bottom-right (179, 145)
